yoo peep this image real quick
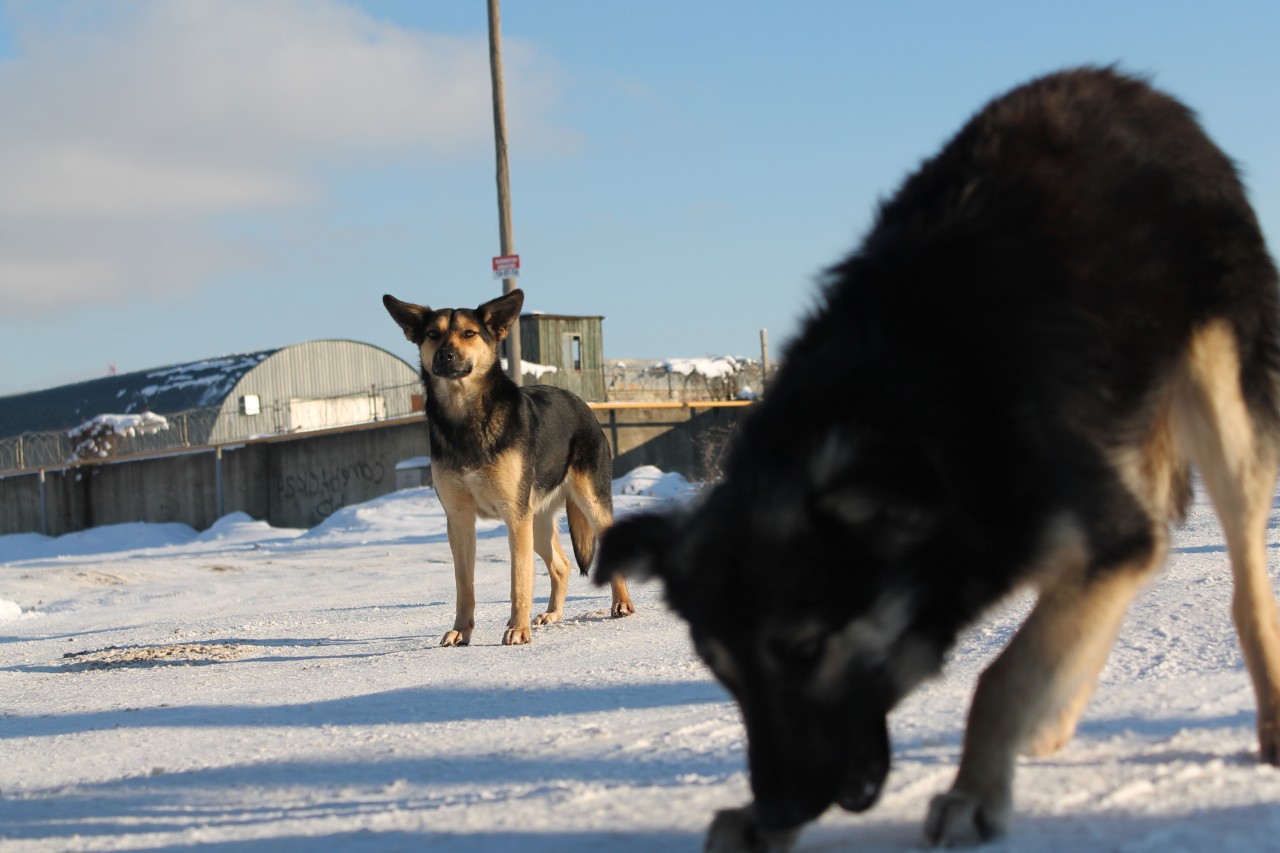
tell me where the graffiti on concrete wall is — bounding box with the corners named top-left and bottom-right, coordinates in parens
top-left (280, 460), bottom-right (386, 521)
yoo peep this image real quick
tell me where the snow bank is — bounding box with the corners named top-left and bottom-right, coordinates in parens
top-left (0, 520), bottom-right (198, 563)
top-left (614, 465), bottom-right (697, 500)
top-left (298, 486), bottom-right (455, 546)
top-left (0, 597), bottom-right (21, 621)
top-left (0, 467), bottom-right (696, 564)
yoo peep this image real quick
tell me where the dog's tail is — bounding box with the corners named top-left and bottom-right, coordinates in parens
top-left (566, 498), bottom-right (596, 576)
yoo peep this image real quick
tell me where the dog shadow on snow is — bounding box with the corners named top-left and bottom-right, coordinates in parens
top-left (1, 678), bottom-right (732, 848)
top-left (7, 683), bottom-right (1279, 850)
top-left (6, 673), bottom-right (731, 736)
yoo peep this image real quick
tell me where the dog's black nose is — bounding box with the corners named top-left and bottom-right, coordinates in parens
top-left (836, 778), bottom-right (883, 813)
top-left (433, 348), bottom-right (459, 371)
top-left (432, 347), bottom-right (471, 379)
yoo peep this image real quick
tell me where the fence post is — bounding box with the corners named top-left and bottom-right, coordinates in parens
top-left (214, 445), bottom-right (224, 519)
top-left (38, 467), bottom-right (48, 536)
top-left (608, 408), bottom-right (620, 459)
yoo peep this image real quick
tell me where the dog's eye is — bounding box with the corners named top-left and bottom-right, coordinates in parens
top-left (425, 330), bottom-right (441, 340)
top-left (462, 329), bottom-right (478, 339)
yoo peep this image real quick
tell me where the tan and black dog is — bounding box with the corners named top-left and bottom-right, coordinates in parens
top-left (384, 288), bottom-right (633, 646)
top-left (596, 67), bottom-right (1280, 850)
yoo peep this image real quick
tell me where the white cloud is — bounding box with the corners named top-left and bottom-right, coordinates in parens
top-left (0, 0), bottom-right (570, 311)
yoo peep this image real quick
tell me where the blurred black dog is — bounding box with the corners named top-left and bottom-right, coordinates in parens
top-left (595, 67), bottom-right (1280, 850)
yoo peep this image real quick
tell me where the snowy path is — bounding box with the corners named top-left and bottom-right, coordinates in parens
top-left (4, 468), bottom-right (1280, 851)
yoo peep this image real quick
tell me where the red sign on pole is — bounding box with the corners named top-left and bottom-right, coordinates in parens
top-left (492, 254), bottom-right (521, 279)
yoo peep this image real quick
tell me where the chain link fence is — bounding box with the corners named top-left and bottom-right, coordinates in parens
top-left (605, 358), bottom-right (770, 403)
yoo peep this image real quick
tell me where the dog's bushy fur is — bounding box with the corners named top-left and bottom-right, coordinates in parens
top-left (595, 67), bottom-right (1280, 850)
top-left (385, 289), bottom-right (633, 646)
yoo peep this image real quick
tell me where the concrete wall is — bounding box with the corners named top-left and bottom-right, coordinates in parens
top-left (0, 404), bottom-right (749, 537)
top-left (262, 421), bottom-right (428, 529)
top-left (596, 404), bottom-right (746, 482)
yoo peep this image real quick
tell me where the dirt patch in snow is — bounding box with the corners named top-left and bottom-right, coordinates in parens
top-left (61, 643), bottom-right (252, 671)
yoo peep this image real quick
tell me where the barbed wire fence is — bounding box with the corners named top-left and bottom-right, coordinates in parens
top-left (0, 380), bottom-right (426, 474)
top-left (605, 358), bottom-right (770, 403)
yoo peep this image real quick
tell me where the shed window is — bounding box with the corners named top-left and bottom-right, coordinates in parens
top-left (563, 334), bottom-right (583, 372)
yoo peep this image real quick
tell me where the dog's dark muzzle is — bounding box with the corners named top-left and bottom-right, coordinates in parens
top-left (754, 797), bottom-right (825, 835)
top-left (754, 772), bottom-right (884, 834)
top-left (432, 348), bottom-right (472, 380)
top-left (836, 775), bottom-right (885, 813)
top-left (748, 703), bottom-right (891, 833)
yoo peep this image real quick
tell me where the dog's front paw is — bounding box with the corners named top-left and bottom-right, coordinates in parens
top-left (532, 611), bottom-right (561, 627)
top-left (924, 789), bottom-right (1009, 848)
top-left (440, 630), bottom-right (471, 647)
top-left (611, 600), bottom-right (635, 618)
top-left (502, 624), bottom-right (531, 645)
top-left (705, 805), bottom-right (797, 853)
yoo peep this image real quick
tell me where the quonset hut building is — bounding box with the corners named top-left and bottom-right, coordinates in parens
top-left (0, 340), bottom-right (420, 471)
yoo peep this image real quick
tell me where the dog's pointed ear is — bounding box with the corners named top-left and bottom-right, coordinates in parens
top-left (383, 294), bottom-right (431, 344)
top-left (477, 289), bottom-right (524, 342)
top-left (594, 509), bottom-right (687, 587)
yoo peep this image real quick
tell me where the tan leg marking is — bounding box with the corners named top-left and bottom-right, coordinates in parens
top-left (927, 519), bottom-right (1162, 846)
top-left (503, 510), bottom-right (536, 645)
top-left (1174, 320), bottom-right (1280, 762)
top-left (532, 505), bottom-right (573, 627)
top-left (436, 472), bottom-right (478, 647)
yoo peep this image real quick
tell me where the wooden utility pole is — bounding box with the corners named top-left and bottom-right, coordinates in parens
top-left (760, 328), bottom-right (770, 389)
top-left (488, 0), bottom-right (522, 385)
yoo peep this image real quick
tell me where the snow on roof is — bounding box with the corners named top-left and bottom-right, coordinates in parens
top-left (0, 350), bottom-right (277, 439)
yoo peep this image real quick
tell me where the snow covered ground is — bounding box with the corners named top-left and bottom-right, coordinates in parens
top-left (4, 466), bottom-right (1280, 851)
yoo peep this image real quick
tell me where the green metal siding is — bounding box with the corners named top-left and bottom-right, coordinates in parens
top-left (210, 340), bottom-right (419, 442)
top-left (517, 315), bottom-right (605, 401)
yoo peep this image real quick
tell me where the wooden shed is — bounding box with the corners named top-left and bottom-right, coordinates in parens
top-left (516, 313), bottom-right (606, 401)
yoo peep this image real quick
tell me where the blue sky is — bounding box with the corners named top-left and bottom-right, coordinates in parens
top-left (2, 1), bottom-right (1279, 396)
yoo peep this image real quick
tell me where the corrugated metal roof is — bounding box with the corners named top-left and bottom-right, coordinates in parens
top-left (0, 350), bottom-right (278, 438)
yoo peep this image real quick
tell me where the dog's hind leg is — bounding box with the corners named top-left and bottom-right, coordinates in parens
top-left (1215, 446), bottom-right (1280, 763)
top-left (568, 468), bottom-right (634, 617)
top-left (926, 522), bottom-right (1161, 847)
top-left (532, 505), bottom-right (574, 628)
top-left (1176, 321), bottom-right (1280, 763)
